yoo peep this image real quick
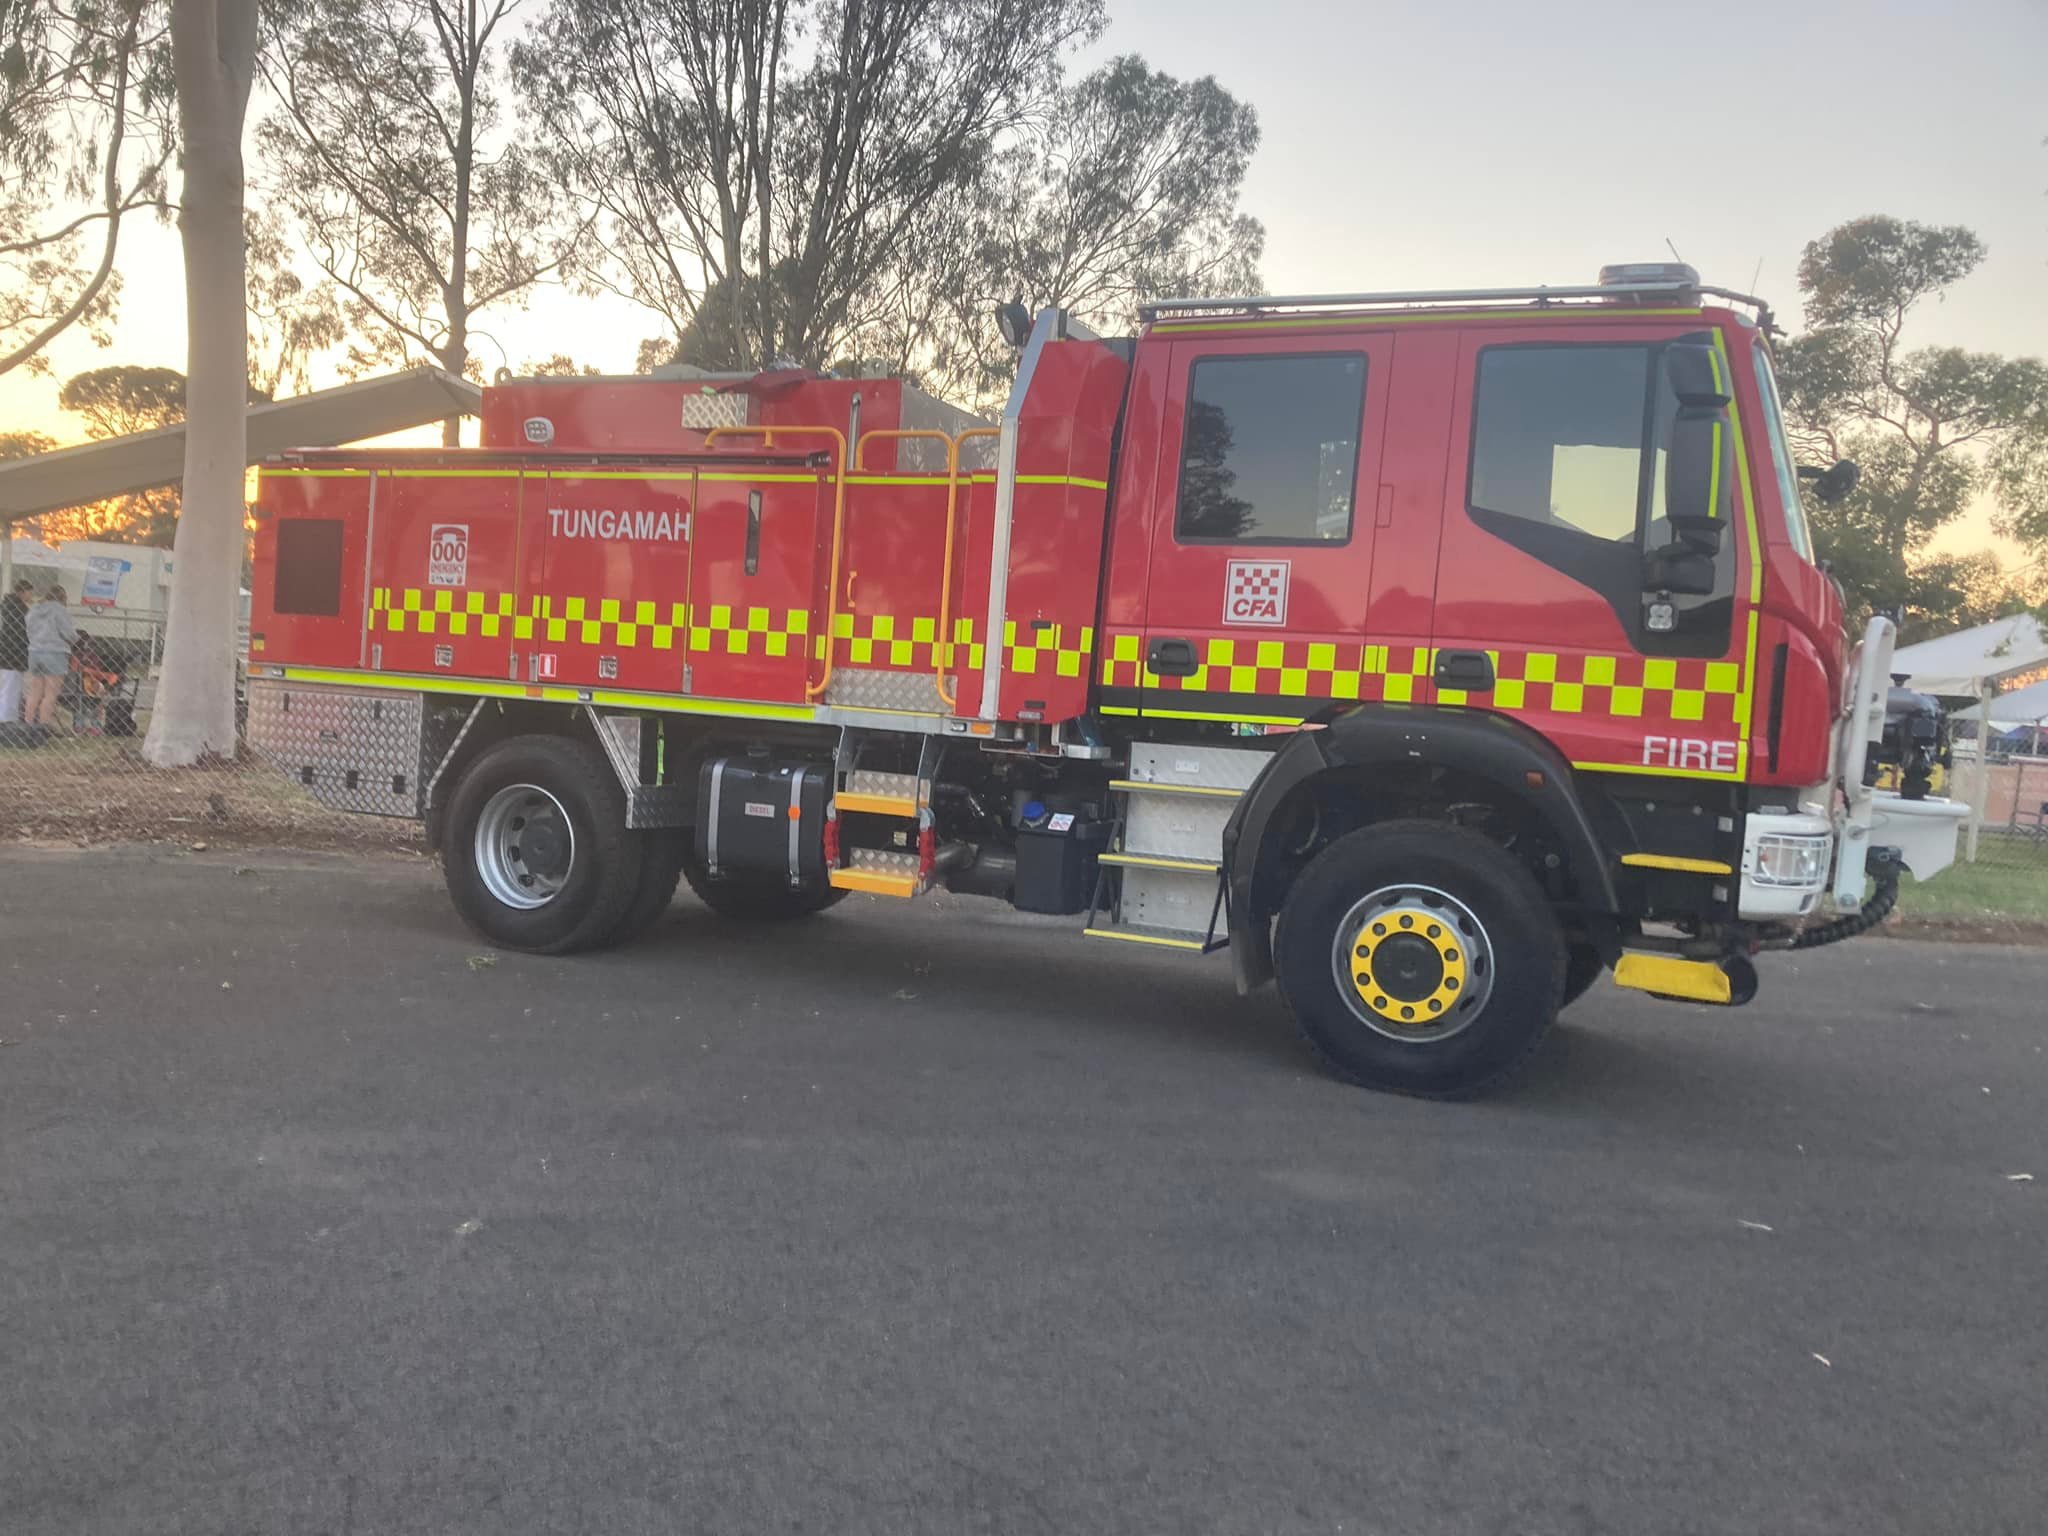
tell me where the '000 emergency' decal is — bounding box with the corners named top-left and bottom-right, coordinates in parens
top-left (1224, 559), bottom-right (1289, 626)
top-left (427, 524), bottom-right (469, 587)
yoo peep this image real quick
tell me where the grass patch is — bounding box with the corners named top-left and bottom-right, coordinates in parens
top-left (1897, 853), bottom-right (2048, 921)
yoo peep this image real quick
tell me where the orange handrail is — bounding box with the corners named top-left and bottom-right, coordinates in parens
top-left (706, 424), bottom-right (848, 699)
top-left (855, 428), bottom-right (967, 710)
top-left (948, 429), bottom-right (1001, 713)
top-left (852, 428), bottom-right (955, 475)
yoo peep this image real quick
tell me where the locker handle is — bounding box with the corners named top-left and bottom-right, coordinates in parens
top-left (745, 490), bottom-right (761, 575)
top-left (1435, 650), bottom-right (1495, 691)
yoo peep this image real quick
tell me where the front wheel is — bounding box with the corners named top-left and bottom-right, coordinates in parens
top-left (1275, 820), bottom-right (1565, 1098)
top-left (442, 735), bottom-right (643, 954)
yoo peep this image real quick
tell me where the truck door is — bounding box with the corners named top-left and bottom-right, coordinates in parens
top-left (1136, 335), bottom-right (1391, 724)
top-left (1432, 329), bottom-right (1748, 780)
top-left (524, 470), bottom-right (695, 692)
top-left (368, 469), bottom-right (522, 682)
top-left (251, 467), bottom-right (372, 671)
top-left (685, 470), bottom-right (822, 706)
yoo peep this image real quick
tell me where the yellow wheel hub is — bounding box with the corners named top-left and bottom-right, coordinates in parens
top-left (1347, 905), bottom-right (1469, 1028)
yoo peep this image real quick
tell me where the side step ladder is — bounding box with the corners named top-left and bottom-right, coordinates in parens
top-left (825, 734), bottom-right (944, 899)
top-left (1084, 743), bottom-right (1269, 953)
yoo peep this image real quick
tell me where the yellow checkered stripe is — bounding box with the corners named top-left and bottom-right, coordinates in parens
top-left (814, 615), bottom-right (1091, 678)
top-left (1100, 633), bottom-right (1745, 723)
top-left (369, 587), bottom-right (802, 654)
top-left (817, 612), bottom-right (953, 669)
top-left (1100, 633), bottom-right (1436, 703)
top-left (1003, 620), bottom-right (1093, 679)
top-left (1443, 650), bottom-right (1745, 726)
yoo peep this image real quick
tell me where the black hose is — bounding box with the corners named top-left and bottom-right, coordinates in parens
top-left (1773, 848), bottom-right (1902, 950)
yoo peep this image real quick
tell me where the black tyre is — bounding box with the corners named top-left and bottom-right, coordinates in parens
top-left (680, 835), bottom-right (848, 921)
top-left (1561, 943), bottom-right (1606, 1010)
top-left (614, 828), bottom-right (690, 943)
top-left (442, 735), bottom-right (643, 954)
top-left (1274, 820), bottom-right (1565, 1098)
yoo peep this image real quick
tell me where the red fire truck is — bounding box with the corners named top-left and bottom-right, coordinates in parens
top-left (246, 264), bottom-right (1967, 1097)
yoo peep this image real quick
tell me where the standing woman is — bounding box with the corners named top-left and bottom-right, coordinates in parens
top-left (24, 585), bottom-right (78, 730)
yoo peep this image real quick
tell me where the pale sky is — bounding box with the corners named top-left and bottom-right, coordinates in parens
top-left (6, 0), bottom-right (2044, 555)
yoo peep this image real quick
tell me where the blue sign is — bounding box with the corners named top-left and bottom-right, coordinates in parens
top-left (82, 555), bottom-right (130, 607)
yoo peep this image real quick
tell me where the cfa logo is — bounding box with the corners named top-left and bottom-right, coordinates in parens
top-left (1224, 559), bottom-right (1289, 626)
top-left (427, 523), bottom-right (469, 588)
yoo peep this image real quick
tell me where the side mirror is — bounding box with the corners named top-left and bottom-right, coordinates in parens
top-left (1664, 406), bottom-right (1733, 535)
top-left (994, 302), bottom-right (1032, 350)
top-left (1662, 339), bottom-right (1734, 537)
top-left (1664, 339), bottom-right (1731, 409)
top-left (1799, 458), bottom-right (1860, 504)
top-left (1644, 543), bottom-right (1719, 596)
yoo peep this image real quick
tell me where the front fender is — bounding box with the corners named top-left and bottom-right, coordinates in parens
top-left (1221, 708), bottom-right (1620, 994)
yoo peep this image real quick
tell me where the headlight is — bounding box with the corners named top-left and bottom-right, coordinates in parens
top-left (1751, 832), bottom-right (1831, 889)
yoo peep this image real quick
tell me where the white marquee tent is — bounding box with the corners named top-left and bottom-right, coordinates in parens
top-left (1891, 612), bottom-right (2048, 700)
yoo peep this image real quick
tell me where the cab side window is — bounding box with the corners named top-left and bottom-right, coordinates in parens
top-left (1470, 346), bottom-right (1651, 542)
top-left (1174, 353), bottom-right (1366, 544)
top-left (1467, 342), bottom-right (1731, 654)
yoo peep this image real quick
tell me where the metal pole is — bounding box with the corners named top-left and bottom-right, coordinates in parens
top-left (1967, 680), bottom-right (1990, 862)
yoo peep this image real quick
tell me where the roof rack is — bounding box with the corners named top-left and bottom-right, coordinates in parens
top-left (1139, 280), bottom-right (1773, 328)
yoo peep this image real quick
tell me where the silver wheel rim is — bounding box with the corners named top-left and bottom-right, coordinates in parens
top-left (1330, 882), bottom-right (1496, 1043)
top-left (473, 783), bottom-right (576, 910)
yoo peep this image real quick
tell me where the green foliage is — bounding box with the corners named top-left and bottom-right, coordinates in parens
top-left (858, 53), bottom-right (1264, 411)
top-left (58, 360), bottom-right (186, 434)
top-left (516, 0), bottom-right (1120, 378)
top-left (0, 428), bottom-right (57, 459)
top-left (257, 0), bottom-right (578, 414)
top-left (0, 0), bottom-right (175, 375)
top-left (1773, 215), bottom-right (2048, 628)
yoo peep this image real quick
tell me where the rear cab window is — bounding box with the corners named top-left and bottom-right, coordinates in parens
top-left (1173, 353), bottom-right (1367, 544)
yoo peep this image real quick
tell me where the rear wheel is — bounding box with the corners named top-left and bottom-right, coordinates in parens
top-left (615, 828), bottom-right (689, 943)
top-left (680, 835), bottom-right (848, 921)
top-left (442, 735), bottom-right (642, 954)
top-left (1275, 820), bottom-right (1564, 1098)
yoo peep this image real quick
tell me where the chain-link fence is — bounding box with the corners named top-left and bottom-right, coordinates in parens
top-left (1, 608), bottom-right (418, 851)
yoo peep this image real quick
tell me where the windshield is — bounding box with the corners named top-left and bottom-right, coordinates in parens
top-left (1751, 342), bottom-right (1815, 562)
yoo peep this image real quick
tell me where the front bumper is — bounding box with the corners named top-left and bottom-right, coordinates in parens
top-left (1738, 791), bottom-right (1967, 923)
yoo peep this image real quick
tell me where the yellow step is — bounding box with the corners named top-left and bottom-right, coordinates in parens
top-left (1083, 924), bottom-right (1208, 952)
top-left (834, 791), bottom-right (919, 817)
top-left (1612, 951), bottom-right (1731, 1004)
top-left (1098, 851), bottom-right (1220, 874)
top-left (1109, 778), bottom-right (1243, 799)
top-left (828, 867), bottom-right (920, 898)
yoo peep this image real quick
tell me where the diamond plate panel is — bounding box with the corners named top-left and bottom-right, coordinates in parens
top-left (247, 680), bottom-right (426, 819)
top-left (681, 392), bottom-right (751, 430)
top-left (1119, 865), bottom-right (1218, 938)
top-left (823, 666), bottom-right (947, 714)
top-left (1127, 742), bottom-right (1271, 791)
top-left (846, 768), bottom-right (919, 801)
top-left (1123, 790), bottom-right (1237, 864)
top-left (848, 847), bottom-right (921, 875)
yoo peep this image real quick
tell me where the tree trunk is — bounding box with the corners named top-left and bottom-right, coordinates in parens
top-left (146, 0), bottom-right (257, 768)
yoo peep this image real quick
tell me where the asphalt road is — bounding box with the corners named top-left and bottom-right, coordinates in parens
top-left (2, 846), bottom-right (2044, 1536)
